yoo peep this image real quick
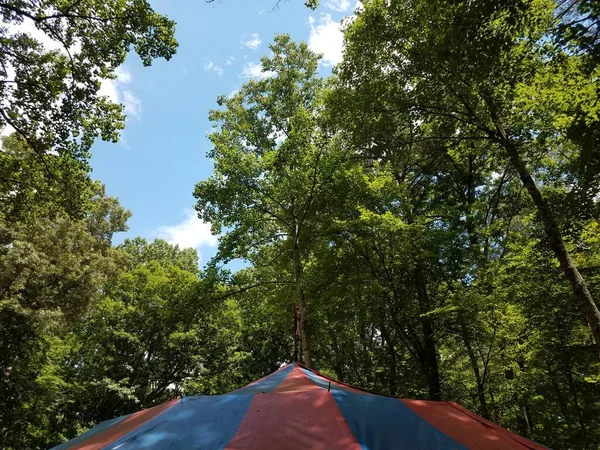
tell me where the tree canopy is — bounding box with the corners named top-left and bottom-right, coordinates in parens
top-left (0, 0), bottom-right (177, 167)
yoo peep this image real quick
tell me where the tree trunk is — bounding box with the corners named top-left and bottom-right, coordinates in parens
top-left (519, 404), bottom-right (534, 439)
top-left (558, 328), bottom-right (587, 437)
top-left (415, 266), bottom-right (441, 400)
top-left (516, 358), bottom-right (535, 439)
top-left (545, 359), bottom-right (571, 427)
top-left (380, 320), bottom-right (397, 396)
top-left (464, 152), bottom-right (481, 253)
top-left (292, 231), bottom-right (312, 368)
top-left (330, 328), bottom-right (345, 382)
top-left (500, 135), bottom-right (600, 348)
top-left (460, 318), bottom-right (489, 418)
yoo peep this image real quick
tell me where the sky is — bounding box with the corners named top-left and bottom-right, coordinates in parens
top-left (89, 0), bottom-right (359, 266)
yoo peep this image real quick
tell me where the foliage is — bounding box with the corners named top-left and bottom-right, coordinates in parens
top-left (194, 34), bottom-right (351, 367)
top-left (0, 0), bottom-right (177, 167)
top-left (119, 237), bottom-right (200, 274)
top-left (0, 136), bottom-right (130, 448)
top-left (3, 2), bottom-right (600, 450)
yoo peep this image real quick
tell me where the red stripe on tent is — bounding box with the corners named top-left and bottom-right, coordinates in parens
top-left (401, 399), bottom-right (546, 450)
top-left (272, 364), bottom-right (321, 393)
top-left (68, 399), bottom-right (180, 450)
top-left (226, 391), bottom-right (361, 450)
top-left (447, 402), bottom-right (546, 449)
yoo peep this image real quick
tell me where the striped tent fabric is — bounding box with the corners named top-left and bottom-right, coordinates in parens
top-left (53, 363), bottom-right (547, 450)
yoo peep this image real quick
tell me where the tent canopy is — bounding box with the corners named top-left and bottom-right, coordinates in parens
top-left (53, 363), bottom-right (547, 449)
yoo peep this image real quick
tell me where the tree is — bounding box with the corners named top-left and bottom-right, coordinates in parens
top-left (0, 134), bottom-right (92, 222)
top-left (0, 135), bottom-right (130, 448)
top-left (119, 237), bottom-right (200, 274)
top-left (0, 0), bottom-right (177, 168)
top-left (321, 167), bottom-right (449, 400)
top-left (194, 35), bottom-right (350, 367)
top-left (338, 0), bottom-right (600, 347)
top-left (52, 239), bottom-right (248, 444)
top-left (70, 260), bottom-right (204, 422)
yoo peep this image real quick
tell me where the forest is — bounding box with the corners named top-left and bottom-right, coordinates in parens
top-left (0, 0), bottom-right (599, 449)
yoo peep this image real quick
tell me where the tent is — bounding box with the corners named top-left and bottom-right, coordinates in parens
top-left (53, 363), bottom-right (547, 449)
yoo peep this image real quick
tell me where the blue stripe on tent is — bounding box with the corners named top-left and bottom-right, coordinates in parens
top-left (102, 394), bottom-right (254, 450)
top-left (301, 366), bottom-right (344, 391)
top-left (330, 389), bottom-right (468, 450)
top-left (51, 414), bottom-right (130, 450)
top-left (236, 363), bottom-right (294, 394)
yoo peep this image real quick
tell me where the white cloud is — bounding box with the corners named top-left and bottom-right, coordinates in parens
top-left (241, 61), bottom-right (276, 79)
top-left (226, 56), bottom-right (234, 66)
top-left (119, 135), bottom-right (131, 150)
top-left (157, 210), bottom-right (218, 258)
top-left (98, 66), bottom-right (142, 119)
top-left (204, 60), bottom-right (224, 76)
top-left (0, 124), bottom-right (15, 149)
top-left (325, 0), bottom-right (351, 12)
top-left (242, 33), bottom-right (262, 50)
top-left (114, 66), bottom-right (132, 84)
top-left (98, 79), bottom-right (119, 104)
top-left (308, 15), bottom-right (344, 66)
top-left (1, 125), bottom-right (15, 137)
top-left (8, 16), bottom-right (81, 54)
top-left (122, 91), bottom-right (142, 117)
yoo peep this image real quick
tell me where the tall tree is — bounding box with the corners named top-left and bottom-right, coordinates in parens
top-left (194, 35), bottom-right (349, 367)
top-left (0, 134), bottom-right (131, 448)
top-left (339, 0), bottom-right (600, 346)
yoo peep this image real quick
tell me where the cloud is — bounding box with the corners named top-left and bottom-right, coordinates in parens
top-left (241, 61), bottom-right (276, 79)
top-left (98, 66), bottom-right (142, 119)
top-left (324, 0), bottom-right (351, 12)
top-left (0, 123), bottom-right (15, 149)
top-left (1, 125), bottom-right (15, 137)
top-left (226, 56), bottom-right (234, 66)
top-left (8, 16), bottom-right (81, 54)
top-left (157, 210), bottom-right (218, 258)
top-left (241, 33), bottom-right (262, 50)
top-left (204, 60), bottom-right (224, 76)
top-left (122, 91), bottom-right (142, 117)
top-left (308, 14), bottom-right (344, 66)
top-left (114, 66), bottom-right (132, 84)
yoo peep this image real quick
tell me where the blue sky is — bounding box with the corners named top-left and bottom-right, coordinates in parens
top-left (90, 0), bottom-right (357, 266)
